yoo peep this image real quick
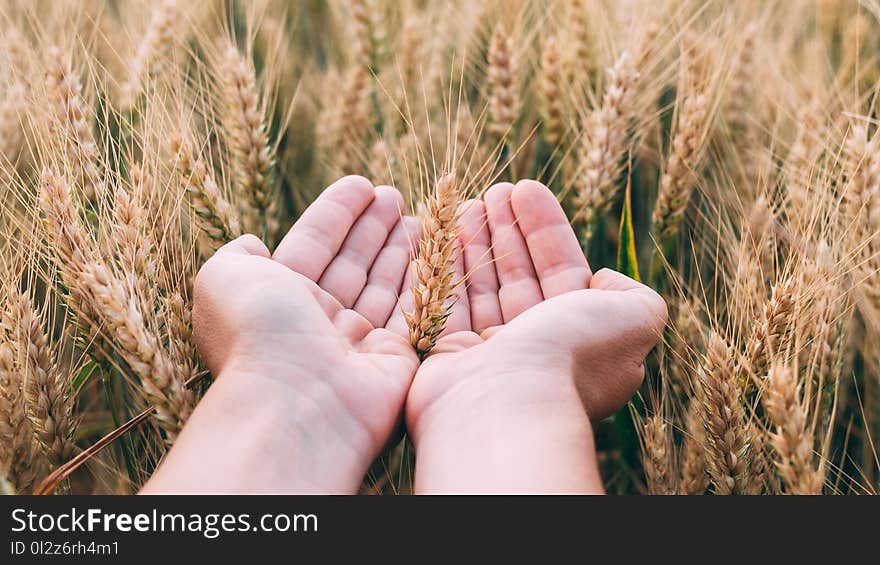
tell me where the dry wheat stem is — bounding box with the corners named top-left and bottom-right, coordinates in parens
top-left (406, 173), bottom-right (461, 357)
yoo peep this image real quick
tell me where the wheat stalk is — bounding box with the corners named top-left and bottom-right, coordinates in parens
top-left (405, 173), bottom-right (461, 357)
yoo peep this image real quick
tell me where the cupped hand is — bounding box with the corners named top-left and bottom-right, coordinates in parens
top-left (404, 180), bottom-right (668, 443)
top-left (152, 176), bottom-right (418, 493)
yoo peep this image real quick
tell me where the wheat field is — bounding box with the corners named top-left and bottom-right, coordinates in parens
top-left (0, 0), bottom-right (877, 495)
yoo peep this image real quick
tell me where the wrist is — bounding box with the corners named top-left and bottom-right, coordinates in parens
top-left (144, 360), bottom-right (374, 494)
top-left (407, 364), bottom-right (603, 494)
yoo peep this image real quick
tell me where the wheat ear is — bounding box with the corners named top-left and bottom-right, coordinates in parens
top-left (641, 412), bottom-right (676, 494)
top-left (0, 306), bottom-right (39, 492)
top-left (743, 278), bottom-right (795, 385)
top-left (113, 185), bottom-right (157, 305)
top-left (540, 35), bottom-right (565, 145)
top-left (651, 49), bottom-right (709, 241)
top-left (679, 402), bottom-right (709, 495)
top-left (0, 83), bottom-right (25, 161)
top-left (44, 46), bottom-right (100, 201)
top-left (762, 363), bottom-right (823, 494)
top-left (171, 136), bottom-right (242, 251)
top-left (406, 173), bottom-right (461, 357)
top-left (38, 169), bottom-right (192, 440)
top-left (487, 24), bottom-right (518, 141)
top-left (13, 291), bottom-right (75, 467)
top-left (119, 0), bottom-right (178, 110)
top-left (573, 51), bottom-right (638, 243)
top-left (695, 332), bottom-right (756, 495)
top-left (219, 43), bottom-right (275, 232)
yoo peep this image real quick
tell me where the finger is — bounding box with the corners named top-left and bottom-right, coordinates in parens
top-left (213, 234), bottom-right (271, 258)
top-left (355, 216), bottom-right (419, 328)
top-left (484, 182), bottom-right (543, 322)
top-left (385, 254), bottom-right (417, 338)
top-left (459, 199), bottom-right (503, 333)
top-left (318, 185), bottom-right (405, 307)
top-left (272, 175), bottom-right (375, 280)
top-left (511, 180), bottom-right (591, 297)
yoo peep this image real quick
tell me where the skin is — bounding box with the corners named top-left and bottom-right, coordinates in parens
top-left (143, 176), bottom-right (667, 494)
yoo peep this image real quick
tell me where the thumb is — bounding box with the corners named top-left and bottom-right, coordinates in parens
top-left (589, 268), bottom-right (668, 348)
top-left (213, 234), bottom-right (271, 258)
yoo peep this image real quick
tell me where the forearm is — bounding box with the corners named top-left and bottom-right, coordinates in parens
top-left (142, 364), bottom-right (371, 494)
top-left (410, 371), bottom-right (604, 494)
